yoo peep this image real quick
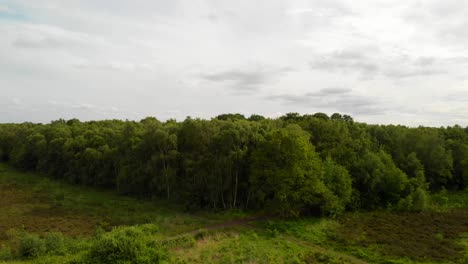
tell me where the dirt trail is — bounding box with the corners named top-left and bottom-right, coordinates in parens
top-left (165, 216), bottom-right (370, 264)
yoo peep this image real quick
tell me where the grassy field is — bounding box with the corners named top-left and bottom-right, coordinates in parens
top-left (0, 163), bottom-right (467, 264)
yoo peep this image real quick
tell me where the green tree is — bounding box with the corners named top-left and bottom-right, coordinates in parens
top-left (249, 125), bottom-right (328, 216)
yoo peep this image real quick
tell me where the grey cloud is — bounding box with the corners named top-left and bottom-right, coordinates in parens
top-left (310, 49), bottom-right (379, 78)
top-left (414, 56), bottom-right (436, 67)
top-left (316, 87), bottom-right (352, 95)
top-left (267, 88), bottom-right (386, 116)
top-left (311, 48), bottom-right (459, 80)
top-left (14, 36), bottom-right (69, 49)
top-left (382, 54), bottom-right (468, 78)
top-left (202, 70), bottom-right (265, 88)
top-left (267, 94), bottom-right (310, 104)
top-left (383, 68), bottom-right (445, 79)
top-left (201, 66), bottom-right (293, 93)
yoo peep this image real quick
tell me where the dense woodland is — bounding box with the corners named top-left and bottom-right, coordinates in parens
top-left (0, 113), bottom-right (467, 216)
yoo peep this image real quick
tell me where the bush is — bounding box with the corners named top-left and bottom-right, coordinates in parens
top-left (18, 233), bottom-right (46, 258)
top-left (411, 187), bottom-right (430, 211)
top-left (0, 245), bottom-right (12, 261)
top-left (80, 226), bottom-right (167, 264)
top-left (397, 188), bottom-right (430, 212)
top-left (44, 232), bottom-right (67, 255)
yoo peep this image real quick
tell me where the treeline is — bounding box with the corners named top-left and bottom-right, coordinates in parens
top-left (0, 113), bottom-right (467, 216)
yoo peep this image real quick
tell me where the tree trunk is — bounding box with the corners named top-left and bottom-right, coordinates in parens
top-left (233, 169), bottom-right (238, 208)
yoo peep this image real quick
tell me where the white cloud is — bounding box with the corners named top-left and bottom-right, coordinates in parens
top-left (0, 0), bottom-right (467, 126)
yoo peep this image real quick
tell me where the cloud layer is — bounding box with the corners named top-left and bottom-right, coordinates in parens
top-left (1, 0), bottom-right (468, 126)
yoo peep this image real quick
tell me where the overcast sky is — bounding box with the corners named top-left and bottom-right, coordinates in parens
top-left (1, 0), bottom-right (468, 126)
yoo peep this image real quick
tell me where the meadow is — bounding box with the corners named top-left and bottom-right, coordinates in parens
top-left (1, 163), bottom-right (467, 264)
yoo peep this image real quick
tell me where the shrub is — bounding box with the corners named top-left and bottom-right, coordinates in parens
top-left (411, 187), bottom-right (430, 211)
top-left (0, 245), bottom-right (12, 261)
top-left (18, 233), bottom-right (46, 258)
top-left (397, 187), bottom-right (430, 212)
top-left (80, 226), bottom-right (167, 264)
top-left (44, 232), bottom-right (67, 255)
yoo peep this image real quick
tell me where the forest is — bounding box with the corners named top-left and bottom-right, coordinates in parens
top-left (0, 112), bottom-right (466, 217)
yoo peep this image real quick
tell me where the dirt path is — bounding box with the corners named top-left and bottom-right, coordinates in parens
top-left (164, 216), bottom-right (370, 264)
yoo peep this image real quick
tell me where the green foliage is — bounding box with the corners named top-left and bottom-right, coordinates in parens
top-left (0, 246), bottom-right (12, 261)
top-left (300, 252), bottom-right (348, 264)
top-left (432, 188), bottom-right (468, 210)
top-left (156, 235), bottom-right (196, 249)
top-left (322, 157), bottom-right (352, 215)
top-left (459, 233), bottom-right (468, 264)
top-left (1, 112), bottom-right (467, 216)
top-left (1, 162), bottom-right (467, 264)
top-left (170, 231), bottom-right (319, 264)
top-left (249, 125), bottom-right (328, 216)
top-left (353, 150), bottom-right (412, 208)
top-left (18, 233), bottom-right (46, 259)
top-left (261, 218), bottom-right (337, 245)
top-left (80, 226), bottom-right (167, 264)
top-left (44, 232), bottom-right (67, 255)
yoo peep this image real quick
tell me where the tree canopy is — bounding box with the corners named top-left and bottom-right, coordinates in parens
top-left (1, 113), bottom-right (466, 216)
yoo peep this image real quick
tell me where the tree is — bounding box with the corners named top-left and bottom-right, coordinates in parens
top-left (248, 114), bottom-right (266, 122)
top-left (322, 157), bottom-right (353, 213)
top-left (249, 125), bottom-right (328, 216)
top-left (354, 150), bottom-right (410, 208)
top-left (313, 112), bottom-right (329, 120)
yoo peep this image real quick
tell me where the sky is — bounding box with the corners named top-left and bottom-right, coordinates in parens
top-left (1, 0), bottom-right (468, 126)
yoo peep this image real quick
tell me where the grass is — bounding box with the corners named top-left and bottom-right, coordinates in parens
top-left (170, 229), bottom-right (349, 264)
top-left (1, 163), bottom-right (468, 264)
top-left (0, 163), bottom-right (243, 241)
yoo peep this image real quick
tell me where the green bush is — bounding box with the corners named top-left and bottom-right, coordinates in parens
top-left (397, 188), bottom-right (430, 212)
top-left (411, 187), bottom-right (430, 211)
top-left (0, 245), bottom-right (12, 261)
top-left (19, 233), bottom-right (46, 258)
top-left (44, 232), bottom-right (67, 255)
top-left (80, 226), bottom-right (167, 264)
